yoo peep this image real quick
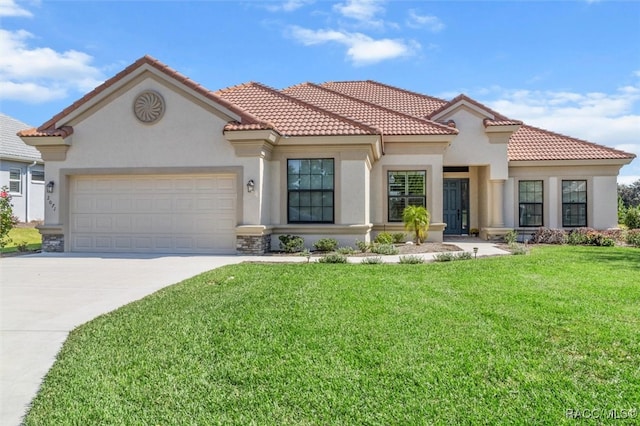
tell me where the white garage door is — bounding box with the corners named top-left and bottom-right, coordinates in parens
top-left (70, 174), bottom-right (237, 253)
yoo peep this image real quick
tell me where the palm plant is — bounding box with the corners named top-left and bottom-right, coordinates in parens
top-left (402, 205), bottom-right (430, 245)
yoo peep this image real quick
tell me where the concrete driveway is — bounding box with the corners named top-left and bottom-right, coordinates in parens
top-left (0, 252), bottom-right (257, 426)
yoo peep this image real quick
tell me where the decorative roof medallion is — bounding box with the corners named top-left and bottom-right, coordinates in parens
top-left (133, 90), bottom-right (165, 123)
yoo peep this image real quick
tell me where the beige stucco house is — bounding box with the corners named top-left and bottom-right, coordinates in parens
top-left (19, 56), bottom-right (635, 254)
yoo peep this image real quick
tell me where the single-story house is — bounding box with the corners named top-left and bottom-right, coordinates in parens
top-left (1, 113), bottom-right (45, 223)
top-left (19, 56), bottom-right (635, 254)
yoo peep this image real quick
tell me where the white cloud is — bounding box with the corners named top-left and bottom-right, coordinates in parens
top-left (265, 0), bottom-right (314, 12)
top-left (406, 10), bottom-right (445, 32)
top-left (0, 28), bottom-right (104, 103)
top-left (333, 0), bottom-right (384, 22)
top-left (289, 26), bottom-right (417, 65)
top-left (0, 0), bottom-right (32, 17)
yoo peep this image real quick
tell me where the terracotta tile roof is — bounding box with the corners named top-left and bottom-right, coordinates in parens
top-left (283, 83), bottom-right (457, 136)
top-left (22, 56), bottom-right (634, 163)
top-left (509, 125), bottom-right (635, 161)
top-left (17, 126), bottom-right (74, 138)
top-left (321, 80), bottom-right (448, 118)
top-left (215, 82), bottom-right (376, 136)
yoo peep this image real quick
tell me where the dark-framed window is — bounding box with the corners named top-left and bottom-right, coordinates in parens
top-left (31, 170), bottom-right (45, 183)
top-left (562, 180), bottom-right (587, 227)
top-left (287, 159), bottom-right (334, 223)
top-left (519, 180), bottom-right (543, 227)
top-left (388, 170), bottom-right (426, 222)
top-left (9, 168), bottom-right (21, 194)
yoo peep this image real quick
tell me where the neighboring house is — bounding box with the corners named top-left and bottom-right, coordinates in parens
top-left (18, 56), bottom-right (635, 254)
top-left (0, 113), bottom-right (45, 223)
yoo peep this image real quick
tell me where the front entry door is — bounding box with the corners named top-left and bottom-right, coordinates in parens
top-left (443, 179), bottom-right (469, 235)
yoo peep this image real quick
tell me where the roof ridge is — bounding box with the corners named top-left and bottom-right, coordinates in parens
top-left (519, 123), bottom-right (636, 159)
top-left (363, 80), bottom-right (450, 106)
top-left (299, 82), bottom-right (457, 134)
top-left (270, 82), bottom-right (381, 135)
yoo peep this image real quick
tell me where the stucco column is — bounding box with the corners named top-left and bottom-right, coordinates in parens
top-left (490, 179), bottom-right (505, 227)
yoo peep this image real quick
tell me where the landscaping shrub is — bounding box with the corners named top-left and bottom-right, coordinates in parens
top-left (0, 186), bottom-right (18, 248)
top-left (531, 228), bottom-right (567, 244)
top-left (392, 233), bottom-right (406, 244)
top-left (504, 230), bottom-right (517, 245)
top-left (434, 252), bottom-right (472, 262)
top-left (624, 207), bottom-right (640, 229)
top-left (567, 228), bottom-right (591, 245)
top-left (588, 233), bottom-right (615, 247)
top-left (370, 244), bottom-right (399, 255)
top-left (337, 246), bottom-right (356, 255)
top-left (313, 238), bottom-right (338, 252)
top-left (399, 255), bottom-right (424, 264)
top-left (626, 229), bottom-right (640, 247)
top-left (567, 228), bottom-right (615, 247)
top-left (361, 256), bottom-right (383, 264)
top-left (374, 232), bottom-right (394, 245)
top-left (317, 253), bottom-right (348, 263)
top-left (510, 244), bottom-right (529, 255)
top-left (278, 234), bottom-right (304, 253)
top-left (355, 240), bottom-right (370, 253)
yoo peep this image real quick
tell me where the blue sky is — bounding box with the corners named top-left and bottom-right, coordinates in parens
top-left (1, 0), bottom-right (639, 182)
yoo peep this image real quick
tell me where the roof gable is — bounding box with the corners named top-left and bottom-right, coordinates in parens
top-left (22, 55), bottom-right (254, 136)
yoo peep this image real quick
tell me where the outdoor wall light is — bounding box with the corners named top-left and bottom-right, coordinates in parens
top-left (46, 181), bottom-right (55, 193)
top-left (246, 179), bottom-right (255, 193)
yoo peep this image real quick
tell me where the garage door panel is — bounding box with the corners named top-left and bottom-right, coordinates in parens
top-left (95, 216), bottom-right (113, 231)
top-left (72, 215), bottom-right (93, 232)
top-left (74, 197), bottom-right (94, 213)
top-left (216, 177), bottom-right (235, 191)
top-left (154, 198), bottom-right (173, 211)
top-left (115, 216), bottom-right (132, 232)
top-left (70, 174), bottom-right (237, 253)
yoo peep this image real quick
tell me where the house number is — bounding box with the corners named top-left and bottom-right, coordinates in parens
top-left (47, 195), bottom-right (57, 212)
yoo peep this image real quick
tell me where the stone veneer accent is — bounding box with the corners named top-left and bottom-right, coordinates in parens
top-left (42, 234), bottom-right (64, 252)
top-left (236, 234), bottom-right (271, 255)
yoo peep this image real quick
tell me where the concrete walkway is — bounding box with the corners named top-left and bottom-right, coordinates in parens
top-left (1, 240), bottom-right (508, 425)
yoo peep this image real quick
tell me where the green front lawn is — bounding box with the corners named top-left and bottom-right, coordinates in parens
top-left (1, 226), bottom-right (41, 253)
top-left (25, 246), bottom-right (639, 424)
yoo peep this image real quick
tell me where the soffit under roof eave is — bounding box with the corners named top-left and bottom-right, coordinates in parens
top-left (224, 129), bottom-right (281, 143)
top-left (54, 64), bottom-right (242, 128)
top-left (20, 135), bottom-right (71, 147)
top-left (485, 124), bottom-right (521, 134)
top-left (508, 158), bottom-right (635, 167)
